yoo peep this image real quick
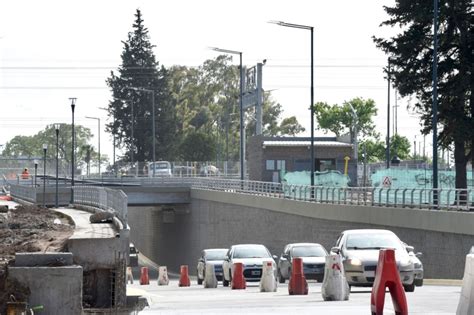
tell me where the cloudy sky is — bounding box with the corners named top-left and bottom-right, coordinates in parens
top-left (0, 0), bottom-right (429, 162)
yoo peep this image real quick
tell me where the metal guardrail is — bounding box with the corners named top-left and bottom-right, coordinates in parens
top-left (9, 184), bottom-right (37, 203)
top-left (72, 186), bottom-right (128, 227)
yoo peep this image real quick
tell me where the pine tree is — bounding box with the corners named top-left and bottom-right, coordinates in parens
top-left (106, 9), bottom-right (176, 163)
top-left (373, 0), bottom-right (473, 190)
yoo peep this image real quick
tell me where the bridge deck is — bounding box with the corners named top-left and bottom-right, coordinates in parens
top-left (56, 208), bottom-right (117, 239)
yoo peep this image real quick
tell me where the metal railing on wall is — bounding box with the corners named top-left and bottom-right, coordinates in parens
top-left (72, 186), bottom-right (128, 227)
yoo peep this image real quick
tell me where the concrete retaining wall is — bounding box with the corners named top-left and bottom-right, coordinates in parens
top-left (128, 189), bottom-right (474, 279)
top-left (9, 266), bottom-right (83, 315)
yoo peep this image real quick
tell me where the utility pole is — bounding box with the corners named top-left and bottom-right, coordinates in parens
top-left (386, 58), bottom-right (391, 169)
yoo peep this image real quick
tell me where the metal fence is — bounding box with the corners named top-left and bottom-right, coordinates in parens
top-left (72, 186), bottom-right (128, 227)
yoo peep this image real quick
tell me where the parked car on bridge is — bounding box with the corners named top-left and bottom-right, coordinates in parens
top-left (403, 242), bottom-right (424, 287)
top-left (222, 244), bottom-right (278, 287)
top-left (196, 248), bottom-right (228, 285)
top-left (277, 243), bottom-right (328, 283)
top-left (331, 229), bottom-right (416, 292)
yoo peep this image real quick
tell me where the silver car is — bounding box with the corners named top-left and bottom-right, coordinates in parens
top-left (277, 243), bottom-right (328, 283)
top-left (403, 243), bottom-right (423, 287)
top-left (222, 244), bottom-right (278, 287)
top-left (196, 248), bottom-right (228, 284)
top-left (331, 229), bottom-right (416, 292)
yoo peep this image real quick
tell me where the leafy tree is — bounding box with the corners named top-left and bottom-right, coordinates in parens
top-left (179, 132), bottom-right (216, 161)
top-left (313, 97), bottom-right (378, 139)
top-left (360, 135), bottom-right (411, 162)
top-left (106, 9), bottom-right (176, 162)
top-left (1, 124), bottom-right (103, 174)
top-left (373, 0), bottom-right (473, 190)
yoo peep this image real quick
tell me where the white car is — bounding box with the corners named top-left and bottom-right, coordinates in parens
top-left (196, 248), bottom-right (228, 284)
top-left (331, 229), bottom-right (416, 292)
top-left (222, 244), bottom-right (278, 287)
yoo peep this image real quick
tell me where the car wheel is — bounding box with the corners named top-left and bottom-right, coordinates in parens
top-left (278, 270), bottom-right (285, 284)
top-left (414, 278), bottom-right (423, 287)
top-left (223, 277), bottom-right (229, 287)
top-left (403, 283), bottom-right (415, 292)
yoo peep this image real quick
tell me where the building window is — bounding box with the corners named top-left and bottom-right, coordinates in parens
top-left (266, 160), bottom-right (275, 170)
top-left (276, 160), bottom-right (286, 171)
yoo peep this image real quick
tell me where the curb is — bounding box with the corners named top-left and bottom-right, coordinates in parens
top-left (424, 278), bottom-right (462, 286)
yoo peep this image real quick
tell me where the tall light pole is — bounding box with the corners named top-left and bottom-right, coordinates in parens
top-left (270, 21), bottom-right (315, 187)
top-left (42, 143), bottom-right (47, 207)
top-left (55, 124), bottom-right (60, 208)
top-left (85, 116), bottom-right (101, 177)
top-left (125, 87), bottom-right (156, 177)
top-left (432, 0), bottom-right (439, 206)
top-left (34, 160), bottom-right (38, 187)
top-left (210, 47), bottom-right (244, 181)
top-left (386, 58), bottom-right (391, 169)
top-left (69, 98), bottom-right (76, 204)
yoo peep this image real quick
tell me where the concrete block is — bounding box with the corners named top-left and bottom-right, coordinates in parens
top-left (9, 265), bottom-right (83, 315)
top-left (15, 252), bottom-right (73, 267)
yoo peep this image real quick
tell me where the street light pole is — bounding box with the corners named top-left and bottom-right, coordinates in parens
top-left (34, 160), bottom-right (38, 187)
top-left (69, 98), bottom-right (76, 204)
top-left (269, 21), bottom-right (315, 187)
top-left (42, 143), bottom-right (47, 207)
top-left (55, 124), bottom-right (60, 208)
top-left (210, 47), bottom-right (244, 181)
top-left (85, 116), bottom-right (101, 177)
top-left (386, 58), bottom-right (391, 169)
top-left (432, 0), bottom-right (439, 206)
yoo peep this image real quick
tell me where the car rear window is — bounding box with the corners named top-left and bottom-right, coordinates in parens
top-left (206, 250), bottom-right (227, 260)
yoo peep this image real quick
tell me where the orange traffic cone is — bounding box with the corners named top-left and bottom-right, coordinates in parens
top-left (179, 265), bottom-right (191, 287)
top-left (371, 249), bottom-right (408, 315)
top-left (288, 257), bottom-right (308, 295)
top-left (231, 262), bottom-right (246, 290)
top-left (139, 267), bottom-right (149, 285)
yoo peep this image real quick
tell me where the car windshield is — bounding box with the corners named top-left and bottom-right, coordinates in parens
top-left (345, 233), bottom-right (403, 250)
top-left (205, 250), bottom-right (227, 260)
top-left (151, 163), bottom-right (170, 170)
top-left (291, 246), bottom-right (326, 257)
top-left (233, 246), bottom-right (270, 259)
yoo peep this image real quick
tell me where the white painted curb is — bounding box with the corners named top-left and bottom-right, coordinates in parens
top-left (457, 253), bottom-right (474, 315)
top-left (321, 254), bottom-right (350, 301)
top-left (260, 260), bottom-right (277, 292)
top-left (203, 263), bottom-right (218, 288)
top-left (158, 266), bottom-right (169, 286)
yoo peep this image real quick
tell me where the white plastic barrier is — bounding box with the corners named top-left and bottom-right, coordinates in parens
top-left (259, 260), bottom-right (277, 292)
top-left (158, 266), bottom-right (169, 286)
top-left (203, 263), bottom-right (218, 288)
top-left (321, 254), bottom-right (350, 301)
top-left (457, 253), bottom-right (474, 315)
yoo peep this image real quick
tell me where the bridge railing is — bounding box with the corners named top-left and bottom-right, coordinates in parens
top-left (9, 184), bottom-right (37, 203)
top-left (72, 186), bottom-right (128, 227)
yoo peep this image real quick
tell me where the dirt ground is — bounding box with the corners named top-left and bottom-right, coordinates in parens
top-left (0, 205), bottom-right (74, 313)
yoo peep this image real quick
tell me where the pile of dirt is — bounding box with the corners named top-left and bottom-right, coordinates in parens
top-left (0, 205), bottom-right (74, 312)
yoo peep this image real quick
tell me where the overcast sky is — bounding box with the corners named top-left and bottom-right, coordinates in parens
top-left (0, 0), bottom-right (429, 163)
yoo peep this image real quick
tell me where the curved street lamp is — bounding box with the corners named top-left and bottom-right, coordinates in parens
top-left (69, 98), bottom-right (77, 204)
top-left (55, 124), bottom-right (60, 207)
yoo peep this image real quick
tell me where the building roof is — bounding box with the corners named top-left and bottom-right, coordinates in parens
top-left (262, 140), bottom-right (352, 148)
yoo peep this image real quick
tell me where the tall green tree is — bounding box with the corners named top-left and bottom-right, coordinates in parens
top-left (1, 124), bottom-right (100, 173)
top-left (360, 135), bottom-right (411, 162)
top-left (106, 9), bottom-right (176, 162)
top-left (313, 97), bottom-right (379, 139)
top-left (373, 0), bottom-right (473, 190)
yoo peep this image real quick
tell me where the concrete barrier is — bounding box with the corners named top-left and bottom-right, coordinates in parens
top-left (456, 253), bottom-right (474, 315)
top-left (203, 263), bottom-right (218, 288)
top-left (158, 266), bottom-right (169, 286)
top-left (259, 260), bottom-right (277, 292)
top-left (321, 254), bottom-right (349, 301)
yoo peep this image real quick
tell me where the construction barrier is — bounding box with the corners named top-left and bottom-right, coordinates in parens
top-left (126, 266), bottom-right (134, 284)
top-left (0, 195), bottom-right (12, 201)
top-left (370, 249), bottom-right (408, 315)
top-left (456, 253), bottom-right (474, 315)
top-left (179, 265), bottom-right (191, 287)
top-left (158, 266), bottom-right (169, 286)
top-left (203, 263), bottom-right (218, 288)
top-left (259, 260), bottom-right (277, 292)
top-left (231, 262), bottom-right (246, 290)
top-left (321, 254), bottom-right (350, 301)
top-left (288, 257), bottom-right (308, 295)
top-left (139, 267), bottom-right (149, 285)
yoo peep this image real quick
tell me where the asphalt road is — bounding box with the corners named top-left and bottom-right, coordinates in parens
top-left (128, 279), bottom-right (461, 315)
